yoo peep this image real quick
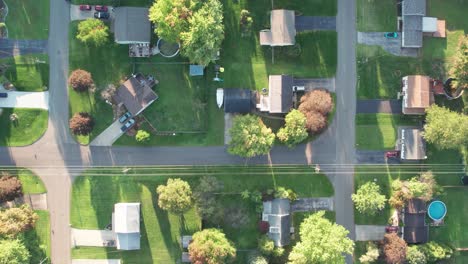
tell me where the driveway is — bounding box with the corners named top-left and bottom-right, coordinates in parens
top-left (295, 16), bottom-right (336, 31)
top-left (70, 5), bottom-right (114, 21)
top-left (73, 260), bottom-right (121, 264)
top-left (224, 113), bottom-right (234, 145)
top-left (293, 78), bottom-right (335, 92)
top-left (0, 91), bottom-right (49, 109)
top-left (357, 32), bottom-right (419, 57)
top-left (71, 228), bottom-right (115, 247)
top-left (355, 225), bottom-right (386, 241)
top-left (357, 99), bottom-right (402, 114)
top-left (90, 119), bottom-right (125, 146)
top-left (23, 193), bottom-right (48, 210)
top-left (0, 39), bottom-right (48, 58)
top-left (291, 197), bottom-right (334, 212)
top-left (356, 150), bottom-right (387, 164)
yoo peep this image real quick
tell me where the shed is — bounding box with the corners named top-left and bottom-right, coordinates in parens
top-left (114, 7), bottom-right (151, 44)
top-left (401, 75), bottom-right (434, 115)
top-left (223, 88), bottom-right (253, 113)
top-left (113, 203), bottom-right (141, 250)
top-left (396, 127), bottom-right (427, 161)
top-left (113, 76), bottom-right (158, 116)
top-left (262, 198), bottom-right (291, 247)
top-left (189, 65), bottom-right (204, 76)
top-left (260, 10), bottom-right (296, 46)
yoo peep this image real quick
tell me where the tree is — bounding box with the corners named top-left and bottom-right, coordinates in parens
top-left (148, 0), bottom-right (194, 43)
top-left (69, 69), bottom-right (93, 92)
top-left (277, 109), bottom-right (308, 147)
top-left (69, 112), bottom-right (95, 136)
top-left (449, 35), bottom-right (468, 89)
top-left (156, 178), bottom-right (193, 214)
top-left (247, 252), bottom-right (268, 264)
top-left (240, 10), bottom-right (253, 36)
top-left (383, 233), bottom-right (407, 264)
top-left (0, 239), bottom-right (30, 264)
top-left (389, 171), bottom-right (441, 207)
top-left (135, 130), bottom-right (150, 143)
top-left (299, 89), bottom-right (334, 115)
top-left (423, 105), bottom-right (468, 149)
top-left (303, 111), bottom-right (327, 133)
top-left (352, 182), bottom-right (386, 215)
top-left (76, 18), bottom-right (109, 46)
top-left (193, 176), bottom-right (224, 223)
top-left (0, 205), bottom-right (38, 237)
top-left (0, 172), bottom-right (23, 203)
top-left (406, 246), bottom-right (426, 264)
top-left (258, 235), bottom-right (274, 256)
top-left (359, 242), bottom-right (380, 263)
top-left (180, 0), bottom-right (224, 66)
top-left (289, 211), bottom-right (354, 264)
top-left (419, 241), bottom-right (453, 262)
top-left (228, 114), bottom-right (275, 158)
top-left (188, 228), bottom-right (236, 264)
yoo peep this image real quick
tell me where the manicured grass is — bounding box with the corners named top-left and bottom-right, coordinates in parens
top-left (357, 0), bottom-right (397, 32)
top-left (273, 0), bottom-right (337, 16)
top-left (17, 169), bottom-right (46, 194)
top-left (4, 0), bottom-right (49, 39)
top-left (356, 114), bottom-right (422, 150)
top-left (24, 210), bottom-right (51, 263)
top-left (427, 0), bottom-right (468, 31)
top-left (71, 166), bottom-right (334, 262)
top-left (0, 55), bottom-right (49, 92)
top-left (0, 108), bottom-right (48, 146)
top-left (71, 0), bottom-right (151, 6)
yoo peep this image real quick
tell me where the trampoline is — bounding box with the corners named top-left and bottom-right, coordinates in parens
top-left (427, 201), bottom-right (447, 221)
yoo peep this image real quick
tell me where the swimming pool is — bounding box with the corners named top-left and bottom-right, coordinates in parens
top-left (427, 201), bottom-right (447, 221)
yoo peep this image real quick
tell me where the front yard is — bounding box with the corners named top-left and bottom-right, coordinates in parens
top-left (356, 0), bottom-right (397, 32)
top-left (71, 166), bottom-right (334, 263)
top-left (0, 108), bottom-right (48, 146)
top-left (4, 0), bottom-right (50, 39)
top-left (0, 54), bottom-right (49, 92)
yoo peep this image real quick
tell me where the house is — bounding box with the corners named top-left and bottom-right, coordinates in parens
top-left (260, 10), bottom-right (296, 46)
top-left (113, 75), bottom-right (158, 116)
top-left (262, 198), bottom-right (291, 247)
top-left (401, 75), bottom-right (434, 115)
top-left (223, 88), bottom-right (253, 113)
top-left (396, 127), bottom-right (427, 161)
top-left (403, 198), bottom-right (428, 244)
top-left (112, 203), bottom-right (141, 250)
top-left (257, 75), bottom-right (294, 114)
top-left (400, 0), bottom-right (446, 48)
top-left (114, 7), bottom-right (151, 57)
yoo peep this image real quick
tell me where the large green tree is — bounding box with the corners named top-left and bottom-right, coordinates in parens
top-left (450, 35), bottom-right (468, 89)
top-left (76, 19), bottom-right (109, 46)
top-left (423, 105), bottom-right (468, 149)
top-left (352, 182), bottom-right (386, 215)
top-left (277, 109), bottom-right (308, 148)
top-left (156, 178), bottom-right (193, 214)
top-left (188, 228), bottom-right (236, 264)
top-left (228, 114), bottom-right (275, 158)
top-left (180, 0), bottom-right (224, 66)
top-left (0, 239), bottom-right (30, 264)
top-left (289, 211), bottom-right (354, 264)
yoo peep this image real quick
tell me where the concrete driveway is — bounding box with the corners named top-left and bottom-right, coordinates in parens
top-left (357, 99), bottom-right (402, 114)
top-left (293, 78), bottom-right (335, 92)
top-left (355, 225), bottom-right (386, 241)
top-left (356, 150), bottom-right (387, 164)
top-left (90, 119), bottom-right (125, 146)
top-left (295, 16), bottom-right (336, 31)
top-left (0, 91), bottom-right (49, 109)
top-left (71, 228), bottom-right (115, 247)
top-left (357, 32), bottom-right (419, 57)
top-left (70, 5), bottom-right (114, 21)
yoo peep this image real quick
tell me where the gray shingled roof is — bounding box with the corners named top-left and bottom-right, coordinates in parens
top-left (402, 0), bottom-right (426, 48)
top-left (402, 0), bottom-right (426, 15)
top-left (223, 88), bottom-right (253, 113)
top-left (114, 7), bottom-right (151, 44)
top-left (263, 198), bottom-right (291, 247)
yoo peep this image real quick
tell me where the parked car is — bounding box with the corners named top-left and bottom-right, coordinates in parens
top-left (79, 5), bottom-right (92, 11)
top-left (384, 32), bottom-right (398, 39)
top-left (94, 5), bottom-right (108, 12)
top-left (385, 151), bottom-right (400, 159)
top-left (120, 118), bottom-right (136, 132)
top-left (0, 92), bottom-right (7, 98)
top-left (385, 226), bottom-right (399, 233)
top-left (118, 112), bottom-right (132, 123)
top-left (94, 11), bottom-right (109, 19)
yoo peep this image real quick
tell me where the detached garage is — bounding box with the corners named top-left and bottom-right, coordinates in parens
top-left (223, 89), bottom-right (253, 113)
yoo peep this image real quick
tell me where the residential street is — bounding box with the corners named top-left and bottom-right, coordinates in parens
top-left (0, 0), bottom-right (357, 263)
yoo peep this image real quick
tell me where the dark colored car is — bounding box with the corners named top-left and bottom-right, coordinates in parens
top-left (120, 119), bottom-right (136, 132)
top-left (94, 11), bottom-right (109, 19)
top-left (384, 32), bottom-right (398, 39)
top-left (118, 112), bottom-right (132, 123)
top-left (94, 5), bottom-right (108, 12)
top-left (385, 226), bottom-right (399, 233)
top-left (385, 151), bottom-right (400, 159)
top-left (0, 92), bottom-right (7, 98)
top-left (79, 5), bottom-right (92, 11)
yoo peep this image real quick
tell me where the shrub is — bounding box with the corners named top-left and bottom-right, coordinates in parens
top-left (419, 241), bottom-right (453, 262)
top-left (406, 246), bottom-right (426, 264)
top-left (258, 235), bottom-right (275, 256)
top-left (247, 252), bottom-right (268, 264)
top-left (240, 10), bottom-right (253, 36)
top-left (135, 130), bottom-right (150, 143)
top-left (68, 69), bottom-right (93, 92)
top-left (273, 247), bottom-right (285, 257)
top-left (277, 109), bottom-right (308, 147)
top-left (0, 205), bottom-right (38, 237)
top-left (303, 111), bottom-right (327, 133)
top-left (299, 89), bottom-right (334, 115)
top-left (0, 172), bottom-right (22, 203)
top-left (193, 176), bottom-right (224, 224)
top-left (69, 112), bottom-right (95, 136)
top-left (359, 242), bottom-right (379, 263)
top-left (258, 221), bottom-right (269, 234)
top-left (188, 229), bottom-right (236, 264)
top-left (274, 187), bottom-right (297, 201)
top-left (383, 233), bottom-right (407, 264)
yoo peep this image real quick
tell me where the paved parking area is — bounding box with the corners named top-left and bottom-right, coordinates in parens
top-left (356, 150), bottom-right (387, 164)
top-left (0, 39), bottom-right (48, 58)
top-left (357, 32), bottom-right (419, 57)
top-left (291, 197), bottom-right (334, 212)
top-left (70, 5), bottom-right (114, 21)
top-left (355, 225), bottom-right (386, 241)
top-left (224, 113), bottom-right (234, 145)
top-left (71, 228), bottom-right (115, 247)
top-left (293, 78), bottom-right (335, 92)
top-left (295, 16), bottom-right (336, 31)
top-left (90, 119), bottom-right (125, 146)
top-left (357, 99), bottom-right (402, 114)
top-left (0, 91), bottom-right (49, 109)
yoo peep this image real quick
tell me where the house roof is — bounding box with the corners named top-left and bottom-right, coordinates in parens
top-left (406, 198), bottom-right (427, 214)
top-left (398, 127), bottom-right (427, 160)
top-left (223, 88), bottom-right (253, 113)
top-left (402, 0), bottom-right (426, 15)
top-left (116, 233), bottom-right (140, 250)
top-left (404, 199), bottom-right (428, 244)
top-left (404, 226), bottom-right (428, 244)
top-left (268, 75), bottom-right (293, 113)
top-left (114, 203), bottom-right (141, 250)
top-left (402, 0), bottom-right (426, 47)
top-left (402, 75), bottom-right (434, 114)
top-left (114, 7), bottom-right (151, 44)
top-left (113, 76), bottom-right (158, 116)
top-left (263, 198), bottom-right (291, 247)
top-left (260, 10), bottom-right (296, 46)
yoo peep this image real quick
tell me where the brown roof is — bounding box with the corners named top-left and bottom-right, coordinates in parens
top-left (113, 77), bottom-right (158, 116)
top-left (260, 10), bottom-right (296, 46)
top-left (268, 75), bottom-right (293, 113)
top-left (397, 127), bottom-right (427, 160)
top-left (402, 75), bottom-right (434, 115)
top-left (406, 198), bottom-right (426, 214)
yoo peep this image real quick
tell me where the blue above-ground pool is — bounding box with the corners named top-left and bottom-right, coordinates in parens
top-left (427, 201), bottom-right (447, 221)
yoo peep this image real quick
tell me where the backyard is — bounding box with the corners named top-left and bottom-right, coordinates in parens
top-left (356, 0), bottom-right (397, 32)
top-left (0, 108), bottom-right (48, 146)
top-left (71, 166), bottom-right (334, 263)
top-left (4, 0), bottom-right (50, 39)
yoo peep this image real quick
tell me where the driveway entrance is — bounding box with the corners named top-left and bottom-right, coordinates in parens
top-left (90, 119), bottom-right (125, 146)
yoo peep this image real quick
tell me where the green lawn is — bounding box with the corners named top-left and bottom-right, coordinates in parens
top-left (357, 0), bottom-right (397, 32)
top-left (4, 0), bottom-right (50, 39)
top-left (17, 169), bottom-right (47, 194)
top-left (0, 108), bottom-right (48, 146)
top-left (356, 114), bottom-right (422, 150)
top-left (0, 55), bottom-right (49, 92)
top-left (24, 210), bottom-right (51, 263)
top-left (71, 166), bottom-right (334, 262)
top-left (273, 0), bottom-right (336, 16)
